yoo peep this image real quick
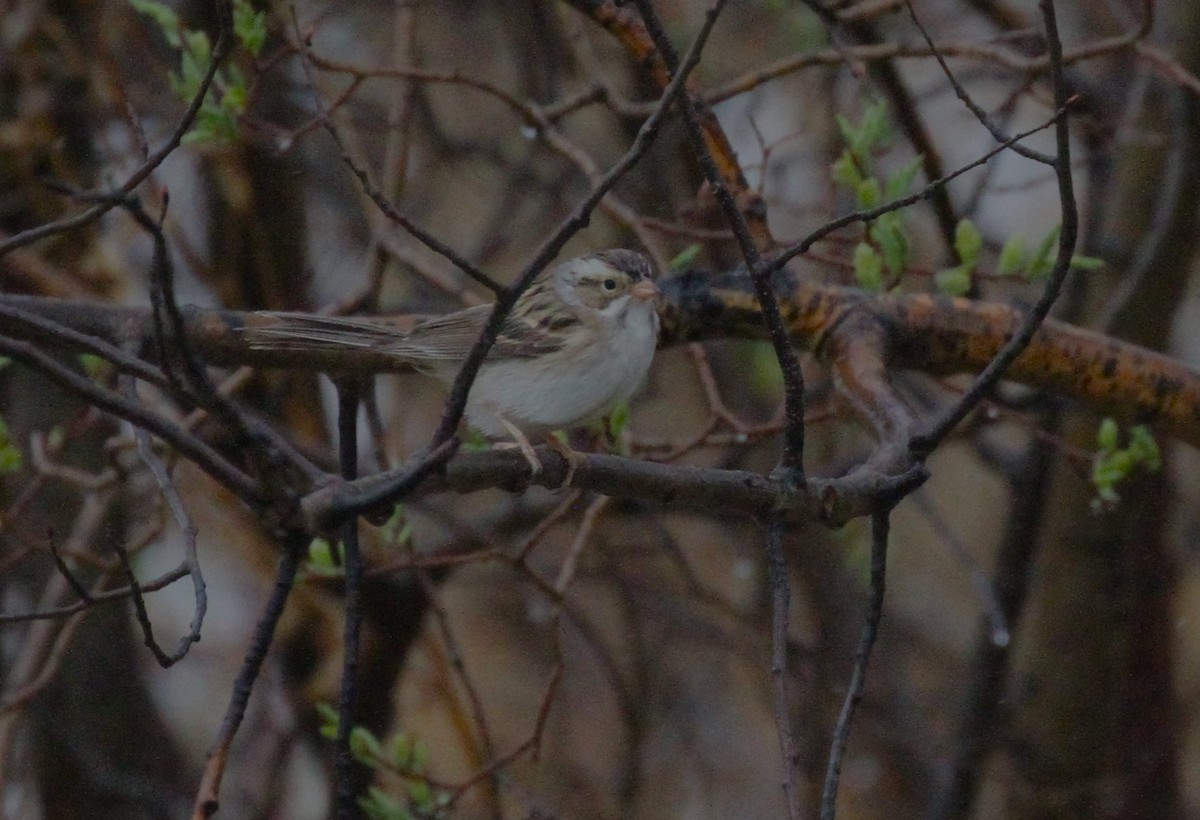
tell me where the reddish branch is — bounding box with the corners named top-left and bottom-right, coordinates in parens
top-left (2, 268), bottom-right (1197, 482)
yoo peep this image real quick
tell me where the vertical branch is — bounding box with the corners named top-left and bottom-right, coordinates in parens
top-left (765, 516), bottom-right (803, 820)
top-left (630, 0), bottom-right (808, 481)
top-left (911, 0), bottom-right (1078, 455)
top-left (192, 531), bottom-right (306, 819)
top-left (335, 379), bottom-right (365, 819)
top-left (821, 508), bottom-right (891, 820)
top-left (426, 1), bottom-right (723, 449)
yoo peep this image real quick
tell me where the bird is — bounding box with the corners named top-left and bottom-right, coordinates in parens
top-left (244, 249), bottom-right (662, 476)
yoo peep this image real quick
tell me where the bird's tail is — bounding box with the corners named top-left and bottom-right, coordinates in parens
top-left (242, 312), bottom-right (412, 352)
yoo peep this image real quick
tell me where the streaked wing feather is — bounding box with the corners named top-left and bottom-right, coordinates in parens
top-left (383, 306), bottom-right (491, 360)
top-left (398, 306), bottom-right (571, 360)
top-left (247, 301), bottom-right (571, 365)
top-left (245, 313), bottom-right (410, 350)
top-left (494, 313), bottom-right (574, 358)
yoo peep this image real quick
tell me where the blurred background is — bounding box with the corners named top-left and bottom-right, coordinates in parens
top-left (1, 0), bottom-right (1199, 817)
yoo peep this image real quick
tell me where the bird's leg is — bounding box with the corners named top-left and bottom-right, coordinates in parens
top-left (543, 432), bottom-right (585, 489)
top-left (494, 415), bottom-right (542, 477)
top-left (490, 418), bottom-right (584, 490)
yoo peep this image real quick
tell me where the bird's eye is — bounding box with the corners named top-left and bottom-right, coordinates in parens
top-left (602, 278), bottom-right (618, 291)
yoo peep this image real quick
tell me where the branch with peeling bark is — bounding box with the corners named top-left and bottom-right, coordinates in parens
top-left (2, 268), bottom-right (1197, 457)
top-left (0, 262), bottom-right (1195, 552)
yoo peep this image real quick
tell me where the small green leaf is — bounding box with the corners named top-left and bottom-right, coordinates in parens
top-left (1070, 254), bottom-right (1105, 271)
top-left (1128, 425), bottom-right (1161, 470)
top-left (835, 114), bottom-right (858, 153)
top-left (855, 177), bottom-right (881, 210)
top-left (381, 507), bottom-right (412, 548)
top-left (884, 154), bottom-right (924, 200)
top-left (316, 703), bottom-right (339, 739)
top-left (1096, 417), bottom-right (1119, 451)
top-left (954, 219), bottom-right (984, 268)
top-left (831, 150), bottom-right (863, 189)
top-left (183, 28), bottom-right (211, 61)
top-left (0, 417), bottom-right (17, 472)
top-left (0, 356), bottom-right (12, 369)
top-left (748, 343), bottom-right (784, 398)
top-left (390, 732), bottom-right (414, 769)
top-left (461, 426), bottom-right (490, 452)
top-left (177, 49), bottom-right (208, 98)
top-left (190, 105), bottom-right (239, 142)
top-left (853, 242), bottom-right (885, 291)
top-left (307, 537), bottom-right (336, 569)
top-left (410, 741), bottom-right (430, 772)
top-left (1026, 225), bottom-right (1061, 281)
top-left (407, 780), bottom-right (433, 809)
top-left (1090, 418), bottom-right (1164, 512)
top-left (360, 787), bottom-right (411, 820)
top-left (669, 244), bottom-right (701, 272)
top-left (79, 354), bottom-right (108, 381)
top-left (857, 101), bottom-right (891, 154)
top-left (1108, 449), bottom-right (1135, 476)
top-left (0, 445), bottom-right (21, 473)
top-left (232, 0), bottom-right (268, 56)
top-left (608, 401), bottom-right (630, 441)
top-left (870, 216), bottom-right (908, 276)
top-left (350, 726), bottom-right (383, 765)
top-left (221, 67), bottom-right (249, 115)
top-left (130, 0), bottom-right (183, 48)
top-left (997, 234), bottom-right (1027, 276)
top-left (934, 265), bottom-right (972, 296)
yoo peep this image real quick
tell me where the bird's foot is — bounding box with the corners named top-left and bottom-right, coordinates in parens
top-left (494, 416), bottom-right (542, 478)
top-left (543, 433), bottom-right (584, 491)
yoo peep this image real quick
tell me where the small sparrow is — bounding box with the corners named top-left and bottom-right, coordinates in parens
top-left (246, 249), bottom-right (661, 472)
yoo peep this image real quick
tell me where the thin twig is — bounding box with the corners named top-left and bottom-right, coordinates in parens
top-left (427, 0), bottom-right (724, 449)
top-left (631, 0), bottom-right (810, 481)
top-left (904, 1), bottom-right (1053, 165)
top-left (414, 568), bottom-right (503, 815)
top-left (126, 372), bottom-right (207, 666)
top-left (820, 508), bottom-right (892, 819)
top-left (0, 564), bottom-right (191, 624)
top-left (46, 531), bottom-right (93, 604)
top-left (334, 379), bottom-right (365, 820)
top-left (191, 531), bottom-right (306, 819)
top-left (0, 1), bottom-right (234, 258)
top-left (552, 496), bottom-right (610, 594)
top-left (910, 0), bottom-right (1078, 455)
top-left (0, 304), bottom-right (170, 390)
top-left (292, 12), bottom-right (504, 295)
top-left (0, 336), bottom-right (261, 504)
top-left (770, 105), bottom-right (1070, 272)
top-left (765, 516), bottom-right (803, 820)
top-left (110, 528), bottom-right (189, 668)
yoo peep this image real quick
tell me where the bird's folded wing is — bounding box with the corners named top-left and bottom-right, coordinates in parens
top-left (244, 306), bottom-right (568, 364)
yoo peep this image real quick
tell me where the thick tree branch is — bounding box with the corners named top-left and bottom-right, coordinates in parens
top-left (4, 265), bottom-right (1200, 454)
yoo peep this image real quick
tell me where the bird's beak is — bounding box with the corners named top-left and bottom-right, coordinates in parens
top-left (631, 279), bottom-right (661, 302)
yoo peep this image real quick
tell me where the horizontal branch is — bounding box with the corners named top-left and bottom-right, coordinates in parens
top-left (299, 445), bottom-right (928, 532)
top-left (2, 266), bottom-right (1199, 452)
top-left (658, 270), bottom-right (1200, 449)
